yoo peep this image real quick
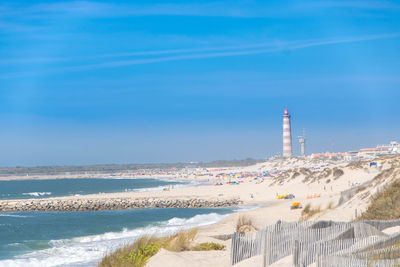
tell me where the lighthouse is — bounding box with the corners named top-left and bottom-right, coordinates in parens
top-left (283, 108), bottom-right (292, 157)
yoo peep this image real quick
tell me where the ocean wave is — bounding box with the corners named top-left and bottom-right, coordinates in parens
top-left (0, 214), bottom-right (29, 218)
top-left (98, 177), bottom-right (143, 180)
top-left (0, 212), bottom-right (230, 267)
top-left (102, 177), bottom-right (173, 180)
top-left (132, 185), bottom-right (176, 192)
top-left (160, 179), bottom-right (203, 187)
top-left (132, 180), bottom-right (200, 193)
top-left (231, 205), bottom-right (260, 212)
top-left (7, 243), bottom-right (22, 247)
top-left (165, 212), bottom-right (223, 227)
top-left (22, 192), bottom-right (52, 197)
top-left (156, 178), bottom-right (187, 183)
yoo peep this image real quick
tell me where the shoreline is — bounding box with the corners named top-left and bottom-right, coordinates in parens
top-left (0, 173), bottom-right (177, 181)
top-left (0, 206), bottom-right (239, 267)
top-left (2, 156), bottom-right (398, 266)
top-left (0, 177), bottom-right (205, 201)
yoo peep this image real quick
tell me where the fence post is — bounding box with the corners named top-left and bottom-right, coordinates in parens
top-left (293, 240), bottom-right (300, 267)
top-left (231, 232), bottom-right (236, 265)
top-left (263, 232), bottom-right (267, 267)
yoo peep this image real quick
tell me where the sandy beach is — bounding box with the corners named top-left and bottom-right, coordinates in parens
top-left (143, 156), bottom-right (398, 267)
top-left (2, 156), bottom-right (398, 266)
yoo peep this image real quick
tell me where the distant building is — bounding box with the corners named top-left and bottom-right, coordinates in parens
top-left (355, 141), bottom-right (399, 159)
top-left (345, 151), bottom-right (359, 161)
top-left (388, 141), bottom-right (400, 154)
top-left (358, 147), bottom-right (387, 158)
top-left (310, 141), bottom-right (400, 161)
top-left (311, 152), bottom-right (348, 159)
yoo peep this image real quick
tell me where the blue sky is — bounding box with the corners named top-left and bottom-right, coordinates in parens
top-left (1, 0), bottom-right (400, 166)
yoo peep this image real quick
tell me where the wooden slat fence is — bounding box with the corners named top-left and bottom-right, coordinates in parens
top-left (294, 237), bottom-right (384, 267)
top-left (230, 220), bottom-right (400, 266)
top-left (317, 254), bottom-right (400, 267)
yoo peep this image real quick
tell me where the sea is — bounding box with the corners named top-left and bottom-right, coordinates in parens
top-left (0, 178), bottom-right (236, 267)
top-left (0, 178), bottom-right (190, 199)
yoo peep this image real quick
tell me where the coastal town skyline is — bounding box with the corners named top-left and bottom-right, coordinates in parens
top-left (1, 0), bottom-right (400, 166)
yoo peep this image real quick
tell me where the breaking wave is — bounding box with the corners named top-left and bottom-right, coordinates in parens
top-left (0, 214), bottom-right (29, 218)
top-left (0, 212), bottom-right (229, 267)
top-left (22, 192), bottom-right (52, 197)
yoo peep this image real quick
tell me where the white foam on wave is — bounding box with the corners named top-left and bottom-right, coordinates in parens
top-left (0, 214), bottom-right (29, 218)
top-left (160, 179), bottom-right (203, 187)
top-left (132, 185), bottom-right (173, 192)
top-left (133, 180), bottom-right (201, 193)
top-left (0, 212), bottom-right (229, 267)
top-left (102, 177), bottom-right (173, 180)
top-left (99, 177), bottom-right (142, 180)
top-left (232, 205), bottom-right (260, 212)
top-left (22, 192), bottom-right (52, 197)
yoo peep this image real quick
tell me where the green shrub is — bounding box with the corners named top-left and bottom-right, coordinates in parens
top-left (303, 203), bottom-right (311, 214)
top-left (121, 242), bottom-right (162, 266)
top-left (192, 242), bottom-right (226, 251)
top-left (99, 236), bottom-right (163, 267)
top-left (98, 229), bottom-right (208, 267)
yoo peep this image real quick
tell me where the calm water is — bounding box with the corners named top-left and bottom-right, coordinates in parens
top-left (0, 208), bottom-right (235, 267)
top-left (0, 178), bottom-right (186, 199)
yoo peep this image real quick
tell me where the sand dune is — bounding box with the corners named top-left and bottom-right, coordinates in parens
top-left (145, 156), bottom-right (400, 267)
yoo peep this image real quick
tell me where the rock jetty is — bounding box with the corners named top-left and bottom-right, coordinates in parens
top-left (0, 197), bottom-right (242, 212)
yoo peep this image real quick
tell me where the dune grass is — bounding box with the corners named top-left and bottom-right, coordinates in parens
top-left (192, 242), bottom-right (226, 251)
top-left (236, 215), bottom-right (258, 233)
top-left (301, 204), bottom-right (321, 220)
top-left (98, 236), bottom-right (162, 267)
top-left (98, 229), bottom-right (225, 267)
top-left (373, 167), bottom-right (395, 182)
top-left (326, 201), bottom-right (334, 210)
top-left (358, 179), bottom-right (400, 220)
top-left (163, 229), bottom-right (198, 252)
top-left (333, 168), bottom-right (344, 179)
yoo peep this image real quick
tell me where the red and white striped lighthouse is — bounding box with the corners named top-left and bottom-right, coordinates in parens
top-left (283, 108), bottom-right (292, 157)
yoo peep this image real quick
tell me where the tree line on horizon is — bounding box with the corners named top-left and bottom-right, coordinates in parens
top-left (0, 158), bottom-right (263, 176)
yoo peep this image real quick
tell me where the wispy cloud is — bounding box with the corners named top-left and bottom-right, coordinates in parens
top-left (0, 0), bottom-right (398, 35)
top-left (1, 32), bottom-right (399, 79)
top-left (0, 40), bottom-right (290, 65)
top-left (0, 20), bottom-right (48, 33)
top-left (303, 0), bottom-right (397, 10)
top-left (0, 0), bottom-right (398, 21)
top-left (68, 40), bottom-right (294, 59)
top-left (0, 1), bottom-right (263, 19)
top-left (55, 33), bottom-right (400, 71)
